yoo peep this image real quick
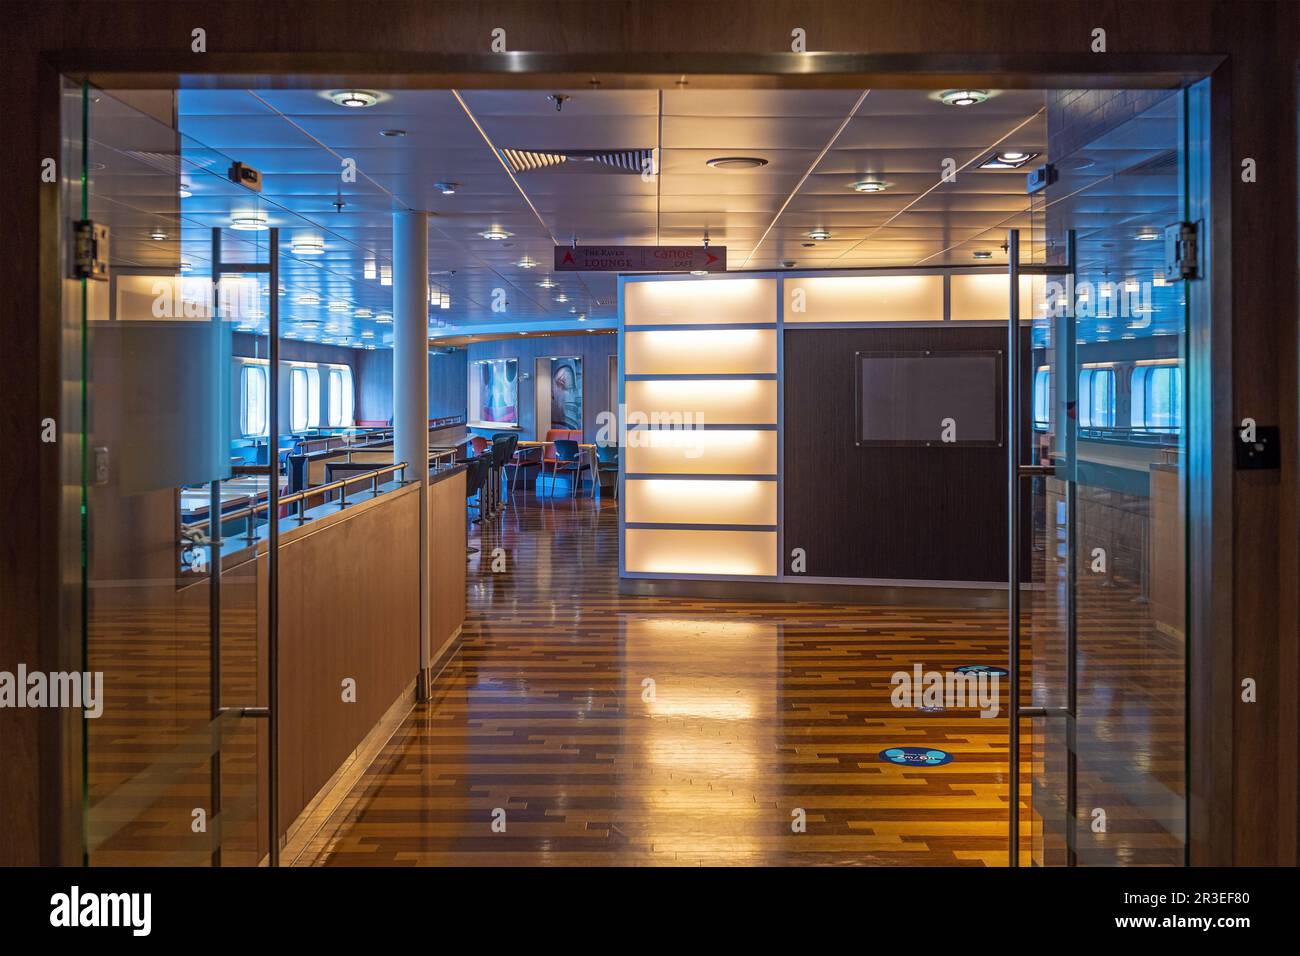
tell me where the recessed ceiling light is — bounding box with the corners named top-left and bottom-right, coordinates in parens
top-left (481, 227), bottom-right (511, 240)
top-left (807, 228), bottom-right (831, 241)
top-left (436, 182), bottom-right (459, 195)
top-left (554, 293), bottom-right (569, 303)
top-left (328, 301), bottom-right (349, 313)
top-left (379, 128), bottom-right (406, 137)
top-left (518, 332), bottom-right (527, 336)
top-left (178, 181), bottom-right (192, 199)
top-left (973, 250), bottom-right (993, 260)
top-left (440, 298), bottom-right (450, 310)
top-left (538, 277), bottom-right (557, 289)
top-left (940, 89), bottom-right (989, 107)
top-left (360, 330), bottom-right (374, 338)
top-left (179, 261), bottom-right (192, 272)
top-left (354, 308), bottom-right (372, 318)
top-left (706, 156), bottom-right (769, 170)
top-left (375, 314), bottom-right (392, 324)
top-left (329, 90), bottom-right (380, 109)
top-left (230, 213), bottom-right (268, 232)
top-left (296, 293), bottom-right (320, 305)
top-left (517, 256), bottom-right (537, 269)
top-left (979, 151), bottom-right (1039, 169)
top-left (578, 314), bottom-right (587, 321)
top-left (291, 238), bottom-right (325, 255)
top-left (851, 180), bottom-right (889, 192)
top-left (1135, 227), bottom-right (1160, 241)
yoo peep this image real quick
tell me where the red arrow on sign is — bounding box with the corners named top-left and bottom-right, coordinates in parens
top-left (561, 249), bottom-right (575, 265)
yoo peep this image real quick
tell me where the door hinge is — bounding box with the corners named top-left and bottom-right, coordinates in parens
top-left (73, 219), bottom-right (109, 281)
top-left (1163, 220), bottom-right (1200, 281)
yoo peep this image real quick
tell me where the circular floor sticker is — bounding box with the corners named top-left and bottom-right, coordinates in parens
top-left (879, 747), bottom-right (954, 767)
top-left (953, 665), bottom-right (1008, 677)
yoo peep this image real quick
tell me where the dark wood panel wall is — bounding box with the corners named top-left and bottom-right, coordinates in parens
top-left (784, 326), bottom-right (1031, 583)
top-left (2, 0), bottom-right (1297, 866)
top-left (466, 333), bottom-right (617, 440)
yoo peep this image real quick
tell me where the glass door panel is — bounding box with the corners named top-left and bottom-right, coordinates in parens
top-left (1021, 88), bottom-right (1191, 866)
top-left (70, 83), bottom-right (269, 864)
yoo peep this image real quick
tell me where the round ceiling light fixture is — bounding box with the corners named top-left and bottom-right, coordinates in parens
top-left (436, 182), bottom-right (459, 195)
top-left (291, 238), bottom-right (325, 256)
top-left (230, 213), bottom-right (269, 232)
top-left (517, 256), bottom-right (537, 269)
top-left (706, 156), bottom-right (769, 170)
top-left (973, 250), bottom-right (994, 260)
top-left (481, 227), bottom-right (511, 240)
top-left (554, 293), bottom-right (570, 303)
top-left (148, 229), bottom-right (168, 241)
top-left (537, 277), bottom-right (557, 290)
top-left (375, 314), bottom-right (393, 324)
top-left (940, 89), bottom-right (990, 107)
top-left (852, 180), bottom-right (889, 193)
top-left (1135, 227), bottom-right (1161, 241)
top-left (354, 308), bottom-right (372, 318)
top-left (379, 128), bottom-right (406, 137)
top-left (807, 228), bottom-right (831, 241)
top-left (329, 89), bottom-right (380, 109)
top-left (178, 181), bottom-right (192, 199)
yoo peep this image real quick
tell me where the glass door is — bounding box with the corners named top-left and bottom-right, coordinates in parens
top-left (67, 82), bottom-right (272, 864)
top-left (1015, 88), bottom-right (1193, 866)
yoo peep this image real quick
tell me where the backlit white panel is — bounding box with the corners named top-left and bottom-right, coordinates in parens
top-left (950, 273), bottom-right (1042, 321)
top-left (782, 274), bottom-right (943, 323)
top-left (625, 479), bottom-right (777, 526)
top-left (624, 379), bottom-right (777, 425)
top-left (626, 528), bottom-right (777, 576)
top-left (624, 277), bottom-right (777, 325)
top-left (624, 429), bottom-right (777, 475)
top-left (624, 329), bottom-right (777, 375)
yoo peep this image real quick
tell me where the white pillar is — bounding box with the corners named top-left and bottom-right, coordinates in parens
top-left (392, 210), bottom-right (430, 695)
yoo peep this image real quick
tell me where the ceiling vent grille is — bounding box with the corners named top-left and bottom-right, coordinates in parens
top-left (1118, 149), bottom-right (1179, 177)
top-left (120, 150), bottom-right (215, 176)
top-left (499, 147), bottom-right (653, 175)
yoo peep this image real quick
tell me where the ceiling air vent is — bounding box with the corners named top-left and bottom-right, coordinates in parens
top-left (499, 147), bottom-right (654, 175)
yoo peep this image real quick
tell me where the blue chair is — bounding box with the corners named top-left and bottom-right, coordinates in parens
top-left (548, 439), bottom-right (591, 497)
top-left (595, 442), bottom-right (619, 499)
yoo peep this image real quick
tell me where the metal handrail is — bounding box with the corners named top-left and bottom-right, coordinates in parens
top-left (181, 461), bottom-right (410, 535)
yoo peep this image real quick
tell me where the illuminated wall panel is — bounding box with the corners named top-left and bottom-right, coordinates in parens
top-left (624, 429), bottom-right (777, 475)
top-left (950, 273), bottom-right (1042, 321)
top-left (624, 277), bottom-right (777, 325)
top-left (624, 479), bottom-right (777, 526)
top-left (625, 528), bottom-right (778, 576)
top-left (624, 328), bottom-right (777, 375)
top-left (782, 274), bottom-right (943, 323)
top-left (624, 378), bottom-right (777, 425)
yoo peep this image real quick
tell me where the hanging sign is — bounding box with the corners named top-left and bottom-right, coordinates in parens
top-left (553, 245), bottom-right (726, 273)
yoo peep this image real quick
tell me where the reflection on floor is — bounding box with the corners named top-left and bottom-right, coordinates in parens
top-left (304, 488), bottom-right (1019, 866)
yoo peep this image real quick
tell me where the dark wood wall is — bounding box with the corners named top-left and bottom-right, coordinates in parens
top-left (2, 0), bottom-right (1296, 866)
top-left (784, 326), bottom-right (1030, 583)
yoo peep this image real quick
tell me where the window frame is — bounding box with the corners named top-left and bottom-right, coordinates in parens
top-left (240, 362), bottom-right (269, 438)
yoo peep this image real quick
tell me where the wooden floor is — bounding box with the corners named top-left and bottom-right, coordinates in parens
top-left (303, 486), bottom-right (1029, 866)
top-left (81, 479), bottom-right (1185, 867)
